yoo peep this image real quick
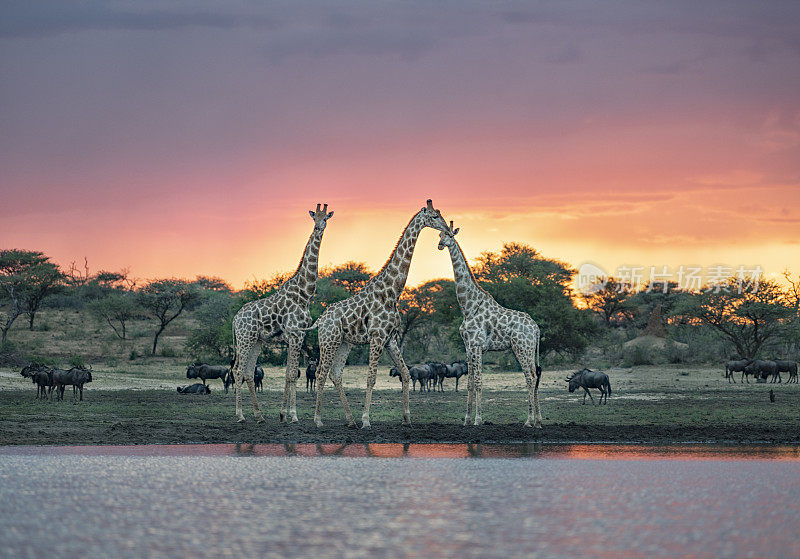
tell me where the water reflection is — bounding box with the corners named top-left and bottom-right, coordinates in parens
top-left (1, 442), bottom-right (799, 460)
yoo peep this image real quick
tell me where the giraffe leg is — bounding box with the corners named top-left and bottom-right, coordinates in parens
top-left (469, 345), bottom-right (484, 426)
top-left (385, 338), bottom-right (412, 425)
top-left (464, 347), bottom-right (476, 426)
top-left (280, 334), bottom-right (302, 423)
top-left (313, 344), bottom-right (335, 428)
top-left (361, 337), bottom-right (386, 428)
top-left (244, 377), bottom-right (263, 422)
top-left (513, 343), bottom-right (542, 429)
top-left (329, 342), bottom-right (355, 428)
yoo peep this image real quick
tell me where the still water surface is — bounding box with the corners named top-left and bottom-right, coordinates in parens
top-left (1, 444), bottom-right (798, 558)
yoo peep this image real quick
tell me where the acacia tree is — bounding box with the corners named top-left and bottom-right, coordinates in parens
top-left (88, 294), bottom-right (139, 340)
top-left (473, 243), bottom-right (596, 357)
top-left (581, 277), bottom-right (636, 326)
top-left (673, 278), bottom-right (792, 358)
top-left (326, 261), bottom-right (372, 294)
top-left (137, 279), bottom-right (201, 355)
top-left (0, 250), bottom-right (64, 342)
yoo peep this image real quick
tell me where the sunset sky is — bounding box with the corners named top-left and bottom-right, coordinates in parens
top-left (2, 1), bottom-right (799, 290)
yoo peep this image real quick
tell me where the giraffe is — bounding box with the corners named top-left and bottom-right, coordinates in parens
top-left (437, 221), bottom-right (543, 428)
top-left (230, 203), bottom-right (334, 423)
top-left (312, 200), bottom-right (451, 428)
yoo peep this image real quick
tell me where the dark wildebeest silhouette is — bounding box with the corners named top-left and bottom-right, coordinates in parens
top-left (390, 364), bottom-right (434, 392)
top-left (225, 365), bottom-right (263, 393)
top-left (426, 361), bottom-right (448, 392)
top-left (724, 359), bottom-right (751, 384)
top-left (566, 368), bottom-right (611, 405)
top-left (177, 383), bottom-right (211, 394)
top-left (747, 360), bottom-right (779, 383)
top-left (443, 360), bottom-right (468, 391)
top-left (187, 363), bottom-right (229, 388)
top-left (20, 364), bottom-right (53, 399)
top-left (306, 358), bottom-right (318, 393)
top-left (773, 360), bottom-right (797, 384)
top-left (52, 366), bottom-right (93, 401)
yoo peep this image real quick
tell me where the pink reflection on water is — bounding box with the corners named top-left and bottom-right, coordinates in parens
top-left (1, 443), bottom-right (799, 459)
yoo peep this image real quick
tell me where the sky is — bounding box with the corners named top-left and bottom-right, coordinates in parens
top-left (2, 1), bottom-right (799, 290)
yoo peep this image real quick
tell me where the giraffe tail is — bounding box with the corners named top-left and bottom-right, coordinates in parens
top-left (300, 317), bottom-right (321, 332)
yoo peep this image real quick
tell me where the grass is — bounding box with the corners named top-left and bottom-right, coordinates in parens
top-left (1, 309), bottom-right (798, 445)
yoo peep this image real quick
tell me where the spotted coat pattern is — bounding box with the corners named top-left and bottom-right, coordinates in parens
top-left (230, 204), bottom-right (333, 423)
top-left (312, 201), bottom-right (451, 428)
top-left (438, 222), bottom-right (543, 428)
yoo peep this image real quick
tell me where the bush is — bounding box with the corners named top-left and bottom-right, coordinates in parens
top-left (129, 348), bottom-right (140, 361)
top-left (623, 345), bottom-right (652, 367)
top-left (160, 345), bottom-right (177, 358)
top-left (68, 355), bottom-right (86, 368)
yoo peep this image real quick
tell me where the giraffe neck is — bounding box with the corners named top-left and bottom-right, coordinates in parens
top-left (371, 212), bottom-right (426, 300)
top-left (290, 225), bottom-right (324, 301)
top-left (447, 240), bottom-right (487, 314)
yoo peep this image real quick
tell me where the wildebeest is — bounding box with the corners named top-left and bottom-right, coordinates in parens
top-left (306, 358), bottom-right (318, 393)
top-left (746, 360), bottom-right (780, 383)
top-left (724, 359), bottom-right (751, 383)
top-left (426, 361), bottom-right (448, 392)
top-left (177, 383), bottom-right (211, 394)
top-left (773, 360), bottom-right (797, 384)
top-left (224, 365), bottom-right (263, 394)
top-left (389, 364), bottom-right (435, 392)
top-left (187, 363), bottom-right (229, 387)
top-left (566, 368), bottom-right (612, 405)
top-left (52, 365), bottom-right (93, 401)
top-left (20, 364), bottom-right (53, 399)
top-left (443, 360), bottom-right (468, 391)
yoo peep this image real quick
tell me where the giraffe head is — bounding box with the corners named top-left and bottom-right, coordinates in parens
top-left (419, 199), bottom-right (450, 233)
top-left (309, 203), bottom-right (334, 231)
top-left (438, 220), bottom-right (460, 251)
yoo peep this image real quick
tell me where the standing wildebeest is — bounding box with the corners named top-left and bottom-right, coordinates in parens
top-left (52, 366), bottom-right (93, 401)
top-left (426, 361), bottom-right (448, 392)
top-left (306, 358), bottom-right (318, 393)
top-left (20, 364), bottom-right (53, 399)
top-left (389, 364), bottom-right (434, 392)
top-left (443, 360), bottom-right (468, 391)
top-left (566, 368), bottom-right (612, 405)
top-left (746, 360), bottom-right (780, 383)
top-left (725, 359), bottom-right (751, 384)
top-left (187, 363), bottom-right (229, 388)
top-left (772, 360), bottom-right (796, 384)
top-left (224, 365), bottom-right (263, 394)
top-left (177, 383), bottom-right (211, 394)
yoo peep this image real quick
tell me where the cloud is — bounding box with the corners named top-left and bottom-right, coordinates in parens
top-left (0, 1), bottom-right (274, 37)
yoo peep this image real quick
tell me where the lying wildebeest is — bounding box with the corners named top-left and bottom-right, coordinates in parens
top-left (566, 368), bottom-right (611, 405)
top-left (772, 359), bottom-right (796, 384)
top-left (443, 360), bottom-right (468, 391)
top-left (187, 363), bottom-right (229, 387)
top-left (306, 358), bottom-right (318, 393)
top-left (426, 361), bottom-right (448, 392)
top-left (177, 383), bottom-right (211, 394)
top-left (724, 359), bottom-right (751, 384)
top-left (224, 364), bottom-right (263, 393)
top-left (52, 365), bottom-right (93, 401)
top-left (745, 360), bottom-right (780, 384)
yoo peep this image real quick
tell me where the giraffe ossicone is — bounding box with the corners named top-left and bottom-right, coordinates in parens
top-left (230, 203), bottom-right (333, 423)
top-left (312, 200), bottom-right (451, 429)
top-left (438, 220), bottom-right (544, 428)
